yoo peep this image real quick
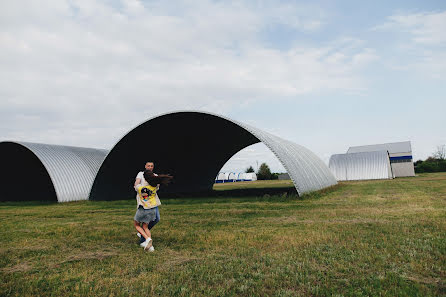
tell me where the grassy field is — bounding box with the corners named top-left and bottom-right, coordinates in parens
top-left (213, 179), bottom-right (295, 190)
top-left (1, 173), bottom-right (445, 296)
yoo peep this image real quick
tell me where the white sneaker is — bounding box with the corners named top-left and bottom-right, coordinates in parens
top-left (137, 233), bottom-right (141, 238)
top-left (141, 237), bottom-right (152, 250)
top-left (147, 246), bottom-right (155, 252)
top-left (139, 237), bottom-right (150, 247)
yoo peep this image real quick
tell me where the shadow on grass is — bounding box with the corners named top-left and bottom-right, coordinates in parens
top-left (0, 200), bottom-right (56, 207)
top-left (0, 184), bottom-right (343, 206)
top-left (162, 186), bottom-right (298, 199)
top-left (162, 184), bottom-right (342, 201)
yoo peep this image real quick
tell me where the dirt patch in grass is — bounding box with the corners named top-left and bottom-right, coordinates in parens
top-left (45, 250), bottom-right (119, 269)
top-left (272, 216), bottom-right (391, 225)
top-left (1, 262), bottom-right (33, 273)
top-left (405, 274), bottom-right (444, 285)
top-left (64, 250), bottom-right (117, 262)
top-left (156, 249), bottom-right (202, 270)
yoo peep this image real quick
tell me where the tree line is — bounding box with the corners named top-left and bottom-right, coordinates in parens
top-left (414, 145), bottom-right (446, 173)
top-left (245, 163), bottom-right (281, 180)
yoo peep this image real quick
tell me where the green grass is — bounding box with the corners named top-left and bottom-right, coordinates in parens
top-left (213, 179), bottom-right (294, 191)
top-left (1, 173), bottom-right (445, 296)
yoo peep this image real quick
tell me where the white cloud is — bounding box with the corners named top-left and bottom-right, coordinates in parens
top-left (0, 0), bottom-right (377, 153)
top-left (378, 11), bottom-right (446, 45)
top-left (373, 10), bottom-right (446, 81)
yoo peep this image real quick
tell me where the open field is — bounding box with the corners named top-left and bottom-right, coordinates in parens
top-left (213, 179), bottom-right (294, 190)
top-left (1, 173), bottom-right (445, 296)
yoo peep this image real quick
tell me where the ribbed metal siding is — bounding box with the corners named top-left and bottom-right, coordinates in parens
top-left (329, 150), bottom-right (393, 181)
top-left (17, 142), bottom-right (108, 202)
top-left (391, 163), bottom-right (415, 177)
top-left (97, 110), bottom-right (337, 196)
top-left (235, 122), bottom-right (337, 194)
top-left (178, 111), bottom-right (337, 194)
top-left (347, 141), bottom-right (412, 154)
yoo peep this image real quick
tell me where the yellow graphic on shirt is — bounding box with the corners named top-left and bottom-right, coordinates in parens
top-left (138, 185), bottom-right (158, 208)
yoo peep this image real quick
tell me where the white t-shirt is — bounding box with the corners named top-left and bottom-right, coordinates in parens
top-left (136, 171), bottom-right (149, 186)
top-left (135, 171), bottom-right (160, 209)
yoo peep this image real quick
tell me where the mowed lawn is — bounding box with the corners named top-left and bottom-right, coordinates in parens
top-left (1, 173), bottom-right (445, 296)
top-left (213, 179), bottom-right (295, 190)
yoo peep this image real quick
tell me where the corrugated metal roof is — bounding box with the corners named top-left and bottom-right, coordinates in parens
top-left (238, 122), bottom-right (337, 194)
top-left (347, 141), bottom-right (412, 154)
top-left (329, 150), bottom-right (393, 181)
top-left (1, 141), bottom-right (108, 202)
top-left (90, 110), bottom-right (337, 198)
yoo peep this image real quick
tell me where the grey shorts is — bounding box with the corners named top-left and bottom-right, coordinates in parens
top-left (134, 206), bottom-right (157, 224)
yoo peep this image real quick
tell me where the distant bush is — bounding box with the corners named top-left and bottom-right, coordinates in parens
top-left (415, 159), bottom-right (446, 173)
top-left (414, 145), bottom-right (446, 173)
top-left (257, 163), bottom-right (272, 180)
top-left (270, 173), bottom-right (279, 180)
top-left (245, 166), bottom-right (255, 173)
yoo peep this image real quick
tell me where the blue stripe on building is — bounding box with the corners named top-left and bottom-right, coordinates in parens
top-left (389, 156), bottom-right (412, 161)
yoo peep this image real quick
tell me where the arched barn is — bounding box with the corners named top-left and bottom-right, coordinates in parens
top-left (329, 150), bottom-right (393, 181)
top-left (244, 172), bottom-right (257, 181)
top-left (0, 141), bottom-right (107, 202)
top-left (215, 172), bottom-right (226, 183)
top-left (227, 172), bottom-right (236, 182)
top-left (89, 111), bottom-right (336, 200)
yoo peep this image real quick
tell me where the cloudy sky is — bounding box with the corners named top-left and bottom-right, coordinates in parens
top-left (1, 0), bottom-right (445, 173)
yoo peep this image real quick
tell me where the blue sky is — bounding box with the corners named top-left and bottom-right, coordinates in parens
top-left (1, 0), bottom-right (445, 173)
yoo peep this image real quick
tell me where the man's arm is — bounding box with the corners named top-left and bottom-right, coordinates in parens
top-left (134, 172), bottom-right (143, 191)
top-left (134, 180), bottom-right (141, 192)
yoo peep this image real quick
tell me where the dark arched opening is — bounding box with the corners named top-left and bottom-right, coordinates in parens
top-left (89, 112), bottom-right (259, 200)
top-left (0, 142), bottom-right (57, 202)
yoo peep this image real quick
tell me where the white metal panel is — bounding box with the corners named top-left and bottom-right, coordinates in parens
top-left (236, 122), bottom-right (337, 194)
top-left (389, 152), bottom-right (413, 158)
top-left (347, 141), bottom-right (412, 154)
top-left (329, 151), bottom-right (393, 181)
top-left (391, 163), bottom-right (416, 177)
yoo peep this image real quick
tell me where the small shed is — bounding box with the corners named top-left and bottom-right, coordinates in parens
top-left (227, 172), bottom-right (236, 182)
top-left (243, 172), bottom-right (257, 181)
top-left (215, 172), bottom-right (226, 183)
top-left (329, 150), bottom-right (393, 181)
top-left (278, 173), bottom-right (290, 180)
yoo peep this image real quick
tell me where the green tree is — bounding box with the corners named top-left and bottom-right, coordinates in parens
top-left (270, 172), bottom-right (279, 180)
top-left (245, 166), bottom-right (255, 173)
top-left (257, 162), bottom-right (272, 180)
top-left (414, 145), bottom-right (446, 173)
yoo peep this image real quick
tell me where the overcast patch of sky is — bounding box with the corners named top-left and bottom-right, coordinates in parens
top-left (225, 2), bottom-right (446, 171)
top-left (0, 0), bottom-right (445, 173)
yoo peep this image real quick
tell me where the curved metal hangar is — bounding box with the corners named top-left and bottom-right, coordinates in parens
top-left (0, 141), bottom-right (107, 202)
top-left (89, 111), bottom-right (337, 200)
